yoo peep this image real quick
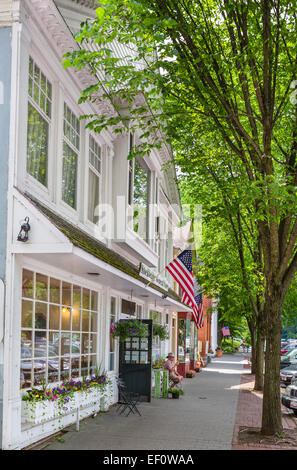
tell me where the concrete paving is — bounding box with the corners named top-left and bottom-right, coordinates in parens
top-left (39, 353), bottom-right (248, 450)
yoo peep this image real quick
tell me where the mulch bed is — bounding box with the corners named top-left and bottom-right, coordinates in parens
top-left (237, 426), bottom-right (297, 449)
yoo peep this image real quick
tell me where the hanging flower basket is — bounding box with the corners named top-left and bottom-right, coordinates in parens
top-left (111, 319), bottom-right (148, 342)
top-left (153, 323), bottom-right (169, 341)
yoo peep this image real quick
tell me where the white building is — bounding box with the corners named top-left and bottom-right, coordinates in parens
top-left (0, 0), bottom-right (191, 449)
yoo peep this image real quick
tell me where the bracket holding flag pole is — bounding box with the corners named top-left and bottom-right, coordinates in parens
top-left (145, 248), bottom-right (183, 289)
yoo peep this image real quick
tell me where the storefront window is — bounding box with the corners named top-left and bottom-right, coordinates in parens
top-left (20, 269), bottom-right (99, 389)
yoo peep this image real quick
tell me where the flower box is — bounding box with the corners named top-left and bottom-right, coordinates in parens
top-left (21, 375), bottom-right (109, 425)
top-left (22, 389), bottom-right (105, 424)
top-left (22, 394), bottom-right (80, 424)
top-left (22, 400), bottom-right (56, 424)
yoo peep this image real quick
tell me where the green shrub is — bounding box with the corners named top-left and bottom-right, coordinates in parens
top-left (168, 388), bottom-right (184, 395)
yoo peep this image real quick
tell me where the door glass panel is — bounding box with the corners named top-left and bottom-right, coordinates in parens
top-left (125, 338), bottom-right (131, 349)
top-left (131, 351), bottom-right (139, 363)
top-left (140, 352), bottom-right (148, 364)
top-left (140, 338), bottom-right (148, 350)
top-left (131, 337), bottom-right (140, 350)
top-left (124, 351), bottom-right (131, 363)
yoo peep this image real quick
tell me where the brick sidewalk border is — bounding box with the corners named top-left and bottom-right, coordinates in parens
top-left (232, 357), bottom-right (297, 450)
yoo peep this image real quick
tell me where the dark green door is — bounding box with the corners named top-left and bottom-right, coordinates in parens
top-left (119, 320), bottom-right (152, 402)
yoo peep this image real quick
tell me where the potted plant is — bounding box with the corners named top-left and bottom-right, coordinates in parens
top-left (152, 358), bottom-right (165, 369)
top-left (186, 370), bottom-right (196, 378)
top-left (152, 323), bottom-right (169, 341)
top-left (168, 388), bottom-right (184, 399)
top-left (216, 346), bottom-right (223, 357)
top-left (111, 319), bottom-right (148, 342)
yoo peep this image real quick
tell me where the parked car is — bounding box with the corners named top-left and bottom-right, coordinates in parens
top-left (280, 348), bottom-right (297, 369)
top-left (281, 344), bottom-right (297, 355)
top-left (281, 378), bottom-right (297, 416)
top-left (280, 363), bottom-right (297, 386)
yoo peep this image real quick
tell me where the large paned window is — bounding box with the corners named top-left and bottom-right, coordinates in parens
top-left (26, 57), bottom-right (52, 187)
top-left (131, 159), bottom-right (150, 242)
top-left (62, 103), bottom-right (79, 209)
top-left (20, 269), bottom-right (99, 389)
top-left (128, 133), bottom-right (150, 242)
top-left (88, 135), bottom-right (102, 224)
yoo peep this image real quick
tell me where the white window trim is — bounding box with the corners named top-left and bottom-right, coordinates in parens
top-left (86, 133), bottom-right (103, 225)
top-left (24, 54), bottom-right (55, 201)
top-left (58, 98), bottom-right (81, 219)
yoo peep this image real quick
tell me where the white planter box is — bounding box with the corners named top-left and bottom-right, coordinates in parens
top-left (21, 387), bottom-right (107, 424)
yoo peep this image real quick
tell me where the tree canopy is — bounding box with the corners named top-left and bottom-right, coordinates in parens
top-left (64, 0), bottom-right (297, 436)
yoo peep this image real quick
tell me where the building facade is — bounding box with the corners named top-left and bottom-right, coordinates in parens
top-left (0, 0), bottom-right (194, 449)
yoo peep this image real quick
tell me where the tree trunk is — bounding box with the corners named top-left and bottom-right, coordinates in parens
top-left (250, 327), bottom-right (257, 374)
top-left (254, 310), bottom-right (265, 391)
top-left (254, 329), bottom-right (265, 391)
top-left (261, 288), bottom-right (283, 435)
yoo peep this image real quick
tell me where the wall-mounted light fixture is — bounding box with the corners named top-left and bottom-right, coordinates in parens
top-left (17, 217), bottom-right (31, 242)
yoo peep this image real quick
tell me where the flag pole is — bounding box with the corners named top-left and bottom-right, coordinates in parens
top-left (145, 248), bottom-right (183, 289)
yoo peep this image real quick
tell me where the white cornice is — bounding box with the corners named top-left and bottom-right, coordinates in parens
top-left (25, 0), bottom-right (115, 120)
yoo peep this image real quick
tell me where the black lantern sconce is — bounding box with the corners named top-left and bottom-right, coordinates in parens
top-left (17, 217), bottom-right (31, 242)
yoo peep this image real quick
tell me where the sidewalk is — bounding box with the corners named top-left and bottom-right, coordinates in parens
top-left (232, 357), bottom-right (297, 450)
top-left (28, 353), bottom-right (296, 451)
top-left (34, 353), bottom-right (246, 450)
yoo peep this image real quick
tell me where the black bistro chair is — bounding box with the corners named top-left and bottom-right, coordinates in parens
top-left (115, 377), bottom-right (142, 417)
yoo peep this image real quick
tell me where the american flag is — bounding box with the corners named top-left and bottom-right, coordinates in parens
top-left (222, 326), bottom-right (230, 336)
top-left (165, 249), bottom-right (203, 329)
